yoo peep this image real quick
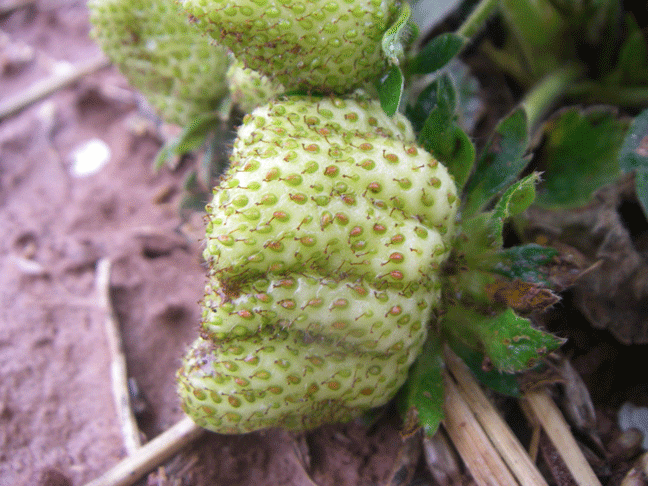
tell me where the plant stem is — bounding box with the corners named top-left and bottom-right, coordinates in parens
top-left (569, 82), bottom-right (648, 107)
top-left (456, 0), bottom-right (500, 39)
top-left (521, 63), bottom-right (583, 130)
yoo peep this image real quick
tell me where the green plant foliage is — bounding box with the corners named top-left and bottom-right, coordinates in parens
top-left (397, 338), bottom-right (445, 437)
top-left (489, 173), bottom-right (539, 244)
top-left (406, 32), bottom-right (466, 76)
top-left (534, 107), bottom-right (629, 208)
top-left (490, 244), bottom-right (559, 286)
top-left (619, 109), bottom-right (648, 216)
top-left (382, 2), bottom-right (414, 66)
top-left (378, 66), bottom-right (404, 116)
top-left (153, 112), bottom-right (222, 170)
top-left (443, 307), bottom-right (564, 373)
top-left (447, 340), bottom-right (521, 397)
top-left (604, 15), bottom-right (648, 88)
top-left (416, 74), bottom-right (476, 189)
top-left (463, 108), bottom-right (530, 217)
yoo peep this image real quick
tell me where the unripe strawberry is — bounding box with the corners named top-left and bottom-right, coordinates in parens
top-left (89, 0), bottom-right (230, 126)
top-left (182, 0), bottom-right (401, 94)
top-left (177, 95), bottom-right (459, 433)
top-left (227, 60), bottom-right (285, 113)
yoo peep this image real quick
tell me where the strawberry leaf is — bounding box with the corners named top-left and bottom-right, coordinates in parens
top-left (606, 15), bottom-right (648, 87)
top-left (619, 108), bottom-right (648, 217)
top-left (463, 108), bottom-right (530, 217)
top-left (489, 172), bottom-right (539, 246)
top-left (448, 341), bottom-right (521, 397)
top-left (407, 32), bottom-right (466, 75)
top-left (490, 244), bottom-right (559, 286)
top-left (397, 338), bottom-right (445, 437)
top-left (378, 65), bottom-right (404, 117)
top-left (416, 74), bottom-right (476, 189)
top-left (153, 112), bottom-right (222, 170)
top-left (534, 106), bottom-right (629, 208)
top-left (443, 307), bottom-right (564, 373)
top-left (381, 2), bottom-right (414, 66)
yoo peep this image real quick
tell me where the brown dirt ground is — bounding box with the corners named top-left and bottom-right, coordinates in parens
top-left (0, 2), bottom-right (407, 485)
top-left (2, 2), bottom-right (648, 486)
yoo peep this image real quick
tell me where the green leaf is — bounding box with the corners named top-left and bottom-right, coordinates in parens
top-left (489, 172), bottom-right (539, 245)
top-left (417, 75), bottom-right (476, 189)
top-left (448, 341), bottom-right (521, 397)
top-left (406, 82), bottom-right (438, 133)
top-left (174, 112), bottom-right (222, 154)
top-left (397, 338), bottom-right (445, 437)
top-left (490, 244), bottom-right (559, 286)
top-left (407, 32), bottom-right (466, 75)
top-left (382, 2), bottom-right (413, 66)
top-left (378, 66), bottom-right (404, 117)
top-left (153, 141), bottom-right (176, 171)
top-left (152, 112), bottom-right (223, 171)
top-left (456, 173), bottom-right (539, 265)
top-left (534, 107), bottom-right (629, 208)
top-left (443, 307), bottom-right (564, 373)
top-left (463, 108), bottom-right (530, 217)
top-left (619, 109), bottom-right (648, 217)
top-left (609, 15), bottom-right (648, 86)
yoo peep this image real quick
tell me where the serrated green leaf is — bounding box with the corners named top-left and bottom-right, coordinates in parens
top-left (397, 338), bottom-right (445, 437)
top-left (463, 108), bottom-right (530, 217)
top-left (448, 340), bottom-right (521, 397)
top-left (443, 307), bottom-right (564, 373)
top-left (489, 172), bottom-right (539, 245)
top-left (378, 66), bottom-right (404, 117)
top-left (417, 75), bottom-right (475, 189)
top-left (490, 244), bottom-right (559, 286)
top-left (609, 15), bottom-right (648, 86)
top-left (456, 174), bottom-right (539, 267)
top-left (619, 109), bottom-right (648, 217)
top-left (407, 32), bottom-right (466, 75)
top-left (382, 2), bottom-right (413, 66)
top-left (406, 82), bottom-right (438, 132)
top-left (535, 107), bottom-right (629, 208)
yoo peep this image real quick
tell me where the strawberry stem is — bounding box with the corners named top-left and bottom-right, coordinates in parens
top-left (456, 0), bottom-right (500, 40)
top-left (521, 63), bottom-right (584, 130)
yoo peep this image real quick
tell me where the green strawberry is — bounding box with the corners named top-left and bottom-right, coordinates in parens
top-left (182, 0), bottom-right (401, 94)
top-left (227, 60), bottom-right (286, 113)
top-left (89, 0), bottom-right (231, 126)
top-left (177, 95), bottom-right (459, 433)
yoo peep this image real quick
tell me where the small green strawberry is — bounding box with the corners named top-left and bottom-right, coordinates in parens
top-left (177, 95), bottom-right (459, 433)
top-left (227, 60), bottom-right (286, 113)
top-left (89, 0), bottom-right (231, 126)
top-left (182, 0), bottom-right (401, 94)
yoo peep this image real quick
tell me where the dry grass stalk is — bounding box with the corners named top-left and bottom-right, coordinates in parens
top-left (524, 388), bottom-right (602, 486)
top-left (84, 416), bottom-right (204, 486)
top-left (0, 55), bottom-right (110, 121)
top-left (444, 348), bottom-right (548, 486)
top-left (96, 258), bottom-right (142, 455)
top-left (443, 372), bottom-right (519, 485)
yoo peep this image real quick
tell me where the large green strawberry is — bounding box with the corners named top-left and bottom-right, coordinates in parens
top-left (177, 95), bottom-right (459, 433)
top-left (89, 0), bottom-right (230, 126)
top-left (182, 0), bottom-right (401, 94)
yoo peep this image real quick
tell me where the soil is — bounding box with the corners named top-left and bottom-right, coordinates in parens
top-left (1, 2), bottom-right (647, 486)
top-left (0, 2), bottom-right (407, 485)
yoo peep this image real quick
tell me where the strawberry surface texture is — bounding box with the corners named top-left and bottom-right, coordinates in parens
top-left (177, 95), bottom-right (459, 433)
top-left (89, 0), bottom-right (230, 125)
top-left (182, 0), bottom-right (401, 94)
